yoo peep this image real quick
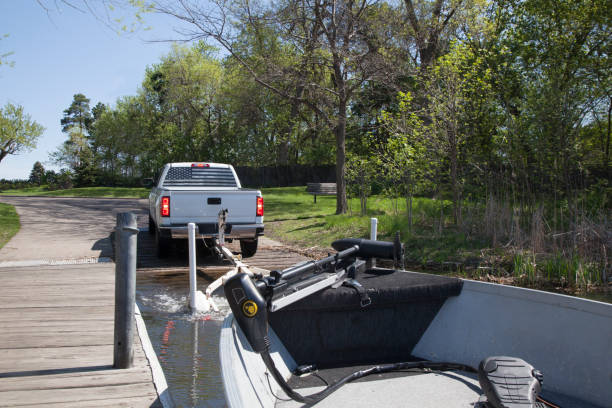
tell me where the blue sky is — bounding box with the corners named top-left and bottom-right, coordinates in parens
top-left (0, 1), bottom-right (181, 179)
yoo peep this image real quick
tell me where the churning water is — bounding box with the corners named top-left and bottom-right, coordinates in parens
top-left (137, 271), bottom-right (231, 407)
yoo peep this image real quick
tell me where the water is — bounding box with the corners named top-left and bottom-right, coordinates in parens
top-left (137, 271), bottom-right (231, 408)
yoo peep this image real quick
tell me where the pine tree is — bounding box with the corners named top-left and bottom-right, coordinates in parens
top-left (29, 161), bottom-right (45, 185)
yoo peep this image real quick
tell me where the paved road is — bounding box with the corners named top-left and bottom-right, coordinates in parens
top-left (0, 196), bottom-right (308, 270)
top-left (0, 196), bottom-right (147, 262)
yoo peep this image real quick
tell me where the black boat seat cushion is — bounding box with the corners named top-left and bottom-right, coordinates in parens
top-left (269, 269), bottom-right (462, 367)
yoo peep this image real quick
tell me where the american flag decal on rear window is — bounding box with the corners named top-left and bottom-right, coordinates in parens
top-left (165, 167), bottom-right (191, 180)
top-left (163, 167), bottom-right (237, 187)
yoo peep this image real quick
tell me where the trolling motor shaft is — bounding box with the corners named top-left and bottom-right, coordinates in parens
top-left (224, 273), bottom-right (269, 353)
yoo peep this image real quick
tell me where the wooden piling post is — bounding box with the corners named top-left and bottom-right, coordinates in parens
top-left (114, 212), bottom-right (138, 369)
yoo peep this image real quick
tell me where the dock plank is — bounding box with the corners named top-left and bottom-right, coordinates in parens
top-left (0, 263), bottom-right (160, 407)
top-left (0, 382), bottom-right (158, 406)
top-left (14, 395), bottom-right (161, 408)
top-left (0, 368), bottom-right (153, 391)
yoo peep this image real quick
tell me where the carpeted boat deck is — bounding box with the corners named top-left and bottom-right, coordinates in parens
top-left (275, 367), bottom-right (601, 408)
top-left (276, 369), bottom-right (482, 408)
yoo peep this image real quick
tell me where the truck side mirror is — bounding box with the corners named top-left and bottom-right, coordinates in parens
top-left (142, 178), bottom-right (154, 188)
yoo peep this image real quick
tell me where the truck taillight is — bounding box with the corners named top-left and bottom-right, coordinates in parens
top-left (161, 196), bottom-right (170, 217)
top-left (256, 196), bottom-right (264, 216)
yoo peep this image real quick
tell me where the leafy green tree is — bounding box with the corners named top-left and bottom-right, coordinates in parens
top-left (0, 103), bottom-right (45, 163)
top-left (51, 126), bottom-right (92, 170)
top-left (377, 91), bottom-right (429, 227)
top-left (425, 42), bottom-right (496, 225)
top-left (29, 161), bottom-right (45, 185)
top-left (152, 0), bottom-right (394, 214)
top-left (403, 0), bottom-right (470, 69)
top-left (488, 0), bottom-right (611, 211)
top-left (47, 169), bottom-right (73, 191)
top-left (142, 43), bottom-right (224, 162)
top-left (346, 154), bottom-right (377, 216)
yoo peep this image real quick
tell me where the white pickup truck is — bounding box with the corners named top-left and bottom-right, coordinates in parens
top-left (148, 162), bottom-right (264, 257)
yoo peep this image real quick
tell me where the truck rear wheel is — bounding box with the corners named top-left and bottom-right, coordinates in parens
top-left (240, 238), bottom-right (258, 258)
top-left (148, 215), bottom-right (155, 235)
top-left (155, 227), bottom-right (173, 258)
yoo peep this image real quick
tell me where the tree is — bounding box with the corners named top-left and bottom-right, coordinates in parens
top-left (489, 0), bottom-right (612, 210)
top-left (0, 103), bottom-right (45, 163)
top-left (403, 0), bottom-right (466, 69)
top-left (346, 154), bottom-right (377, 216)
top-left (29, 161), bottom-right (46, 185)
top-left (61, 93), bottom-right (92, 135)
top-left (52, 94), bottom-right (93, 171)
top-left (149, 0), bottom-right (393, 214)
top-left (377, 91), bottom-right (429, 227)
top-left (142, 43), bottom-right (224, 162)
top-left (425, 42), bottom-right (494, 225)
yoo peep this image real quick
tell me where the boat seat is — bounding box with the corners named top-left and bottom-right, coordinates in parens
top-left (269, 269), bottom-right (462, 368)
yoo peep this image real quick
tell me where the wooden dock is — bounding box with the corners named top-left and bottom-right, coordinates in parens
top-left (0, 263), bottom-right (163, 407)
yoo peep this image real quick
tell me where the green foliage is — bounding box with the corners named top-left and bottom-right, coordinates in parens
top-left (346, 154), bottom-right (376, 216)
top-left (60, 93), bottom-right (92, 133)
top-left (52, 94), bottom-right (94, 174)
top-left (29, 161), bottom-right (45, 185)
top-left (47, 169), bottom-right (74, 190)
top-left (264, 187), bottom-right (485, 260)
top-left (0, 203), bottom-right (19, 250)
top-left (43, 0), bottom-right (610, 226)
top-left (514, 252), bottom-right (604, 288)
top-left (0, 103), bottom-right (45, 163)
top-left (377, 91), bottom-right (430, 219)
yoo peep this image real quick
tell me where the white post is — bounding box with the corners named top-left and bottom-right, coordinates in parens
top-left (188, 222), bottom-right (211, 313)
top-left (188, 222), bottom-right (198, 311)
top-left (368, 217), bottom-right (378, 269)
top-left (370, 217), bottom-right (378, 241)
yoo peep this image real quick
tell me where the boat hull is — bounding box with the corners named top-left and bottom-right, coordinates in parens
top-left (220, 272), bottom-right (612, 407)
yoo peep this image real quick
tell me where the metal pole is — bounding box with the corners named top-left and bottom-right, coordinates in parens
top-left (367, 218), bottom-right (378, 269)
top-left (113, 212), bottom-right (138, 369)
top-left (188, 223), bottom-right (197, 311)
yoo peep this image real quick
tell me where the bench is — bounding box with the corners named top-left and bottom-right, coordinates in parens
top-left (306, 182), bottom-right (336, 203)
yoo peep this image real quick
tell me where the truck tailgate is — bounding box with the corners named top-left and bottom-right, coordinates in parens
top-left (171, 190), bottom-right (257, 224)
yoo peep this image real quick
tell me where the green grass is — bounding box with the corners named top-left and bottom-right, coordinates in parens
top-left (0, 203), bottom-right (20, 249)
top-left (262, 187), bottom-right (484, 263)
top-left (0, 186), bottom-right (149, 198)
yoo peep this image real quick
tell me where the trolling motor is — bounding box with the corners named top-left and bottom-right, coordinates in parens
top-left (224, 238), bottom-right (402, 353)
top-left (223, 238), bottom-right (552, 407)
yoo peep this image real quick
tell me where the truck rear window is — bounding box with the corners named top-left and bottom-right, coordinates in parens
top-left (163, 167), bottom-right (238, 187)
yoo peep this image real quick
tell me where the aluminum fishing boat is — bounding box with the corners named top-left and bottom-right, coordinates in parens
top-left (219, 238), bottom-right (612, 407)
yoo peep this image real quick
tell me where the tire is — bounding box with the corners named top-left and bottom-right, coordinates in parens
top-left (148, 215), bottom-right (155, 235)
top-left (240, 238), bottom-right (258, 258)
top-left (155, 227), bottom-right (173, 258)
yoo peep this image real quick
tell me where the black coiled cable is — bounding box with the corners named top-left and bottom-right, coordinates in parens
top-left (261, 350), bottom-right (478, 405)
